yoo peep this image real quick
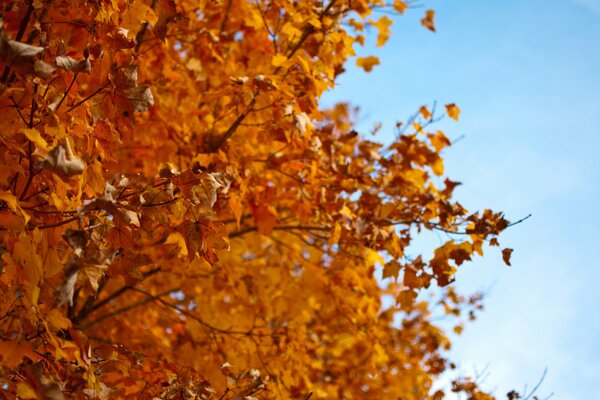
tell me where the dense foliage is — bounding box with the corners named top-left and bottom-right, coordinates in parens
top-left (0, 1), bottom-right (516, 398)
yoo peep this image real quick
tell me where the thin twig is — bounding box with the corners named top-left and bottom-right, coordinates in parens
top-left (208, 96), bottom-right (257, 152)
top-left (33, 216), bottom-right (79, 230)
top-left (229, 224), bottom-right (331, 238)
top-left (55, 71), bottom-right (79, 111)
top-left (80, 288), bottom-right (178, 330)
top-left (0, 0), bottom-right (34, 84)
top-left (133, 288), bottom-right (278, 337)
top-left (432, 213), bottom-right (532, 236)
top-left (73, 267), bottom-right (162, 324)
top-left (67, 81), bottom-right (110, 112)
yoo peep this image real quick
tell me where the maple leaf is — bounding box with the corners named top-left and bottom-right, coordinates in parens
top-left (382, 260), bottom-right (401, 280)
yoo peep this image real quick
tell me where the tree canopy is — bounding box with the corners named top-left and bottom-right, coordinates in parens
top-left (0, 1), bottom-right (517, 399)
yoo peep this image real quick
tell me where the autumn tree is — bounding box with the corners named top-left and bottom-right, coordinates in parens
top-left (0, 0), bottom-right (519, 399)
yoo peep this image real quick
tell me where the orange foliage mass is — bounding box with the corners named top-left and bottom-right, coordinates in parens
top-left (0, 1), bottom-right (513, 399)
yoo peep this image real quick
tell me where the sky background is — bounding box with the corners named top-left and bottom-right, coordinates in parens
top-left (322, 0), bottom-right (600, 398)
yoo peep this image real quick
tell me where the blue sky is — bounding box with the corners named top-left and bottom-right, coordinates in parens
top-left (322, 0), bottom-right (600, 398)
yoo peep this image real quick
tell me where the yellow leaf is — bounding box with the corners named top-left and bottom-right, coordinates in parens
top-left (366, 249), bottom-right (385, 266)
top-left (120, 0), bottom-right (158, 31)
top-left (272, 54), bottom-right (288, 67)
top-left (393, 0), bottom-right (408, 14)
top-left (445, 103), bottom-right (461, 121)
top-left (431, 158), bottom-right (444, 176)
top-left (16, 383), bottom-right (37, 399)
top-left (228, 194), bottom-right (244, 229)
top-left (421, 9), bottom-right (436, 32)
top-left (166, 232), bottom-right (189, 257)
top-left (373, 16), bottom-right (393, 47)
top-left (329, 223), bottom-right (342, 246)
top-left (0, 190), bottom-right (30, 224)
top-left (340, 205), bottom-right (354, 220)
top-left (21, 128), bottom-right (49, 152)
top-left (14, 232), bottom-right (43, 290)
top-left (281, 22), bottom-right (302, 39)
top-left (46, 309), bottom-right (72, 330)
top-left (356, 56), bottom-right (380, 72)
top-left (430, 130), bottom-right (451, 152)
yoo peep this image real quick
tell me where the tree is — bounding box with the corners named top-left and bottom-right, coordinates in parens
top-left (0, 1), bottom-right (519, 398)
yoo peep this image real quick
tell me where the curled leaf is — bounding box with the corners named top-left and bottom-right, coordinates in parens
top-left (0, 21), bottom-right (55, 78)
top-left (115, 66), bottom-right (155, 113)
top-left (42, 144), bottom-right (85, 180)
top-left (55, 55), bottom-right (91, 73)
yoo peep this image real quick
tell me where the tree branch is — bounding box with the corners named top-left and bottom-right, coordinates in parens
top-left (72, 267), bottom-right (162, 324)
top-left (133, 287), bottom-right (278, 337)
top-left (79, 288), bottom-right (177, 330)
top-left (0, 0), bottom-right (34, 85)
top-left (208, 95), bottom-right (257, 152)
top-left (432, 213), bottom-right (532, 236)
top-left (229, 224), bottom-right (331, 238)
top-left (67, 81), bottom-right (110, 112)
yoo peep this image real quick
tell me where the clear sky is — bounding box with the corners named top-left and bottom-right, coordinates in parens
top-left (322, 0), bottom-right (600, 398)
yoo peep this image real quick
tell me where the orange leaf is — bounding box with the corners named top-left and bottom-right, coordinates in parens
top-left (421, 10), bottom-right (436, 32)
top-left (445, 103), bottom-right (461, 121)
top-left (502, 248), bottom-right (513, 266)
top-left (382, 260), bottom-right (401, 280)
top-left (356, 56), bottom-right (380, 72)
top-left (419, 106), bottom-right (432, 120)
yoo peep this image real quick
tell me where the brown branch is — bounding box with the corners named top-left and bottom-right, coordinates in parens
top-left (141, 197), bottom-right (181, 207)
top-left (55, 71), bottom-right (79, 111)
top-left (19, 141), bottom-right (34, 200)
top-left (208, 95), bottom-right (257, 152)
top-left (67, 81), bottom-right (110, 112)
top-left (133, 287), bottom-right (278, 337)
top-left (32, 216), bottom-right (79, 230)
top-left (219, 0), bottom-right (234, 34)
top-left (229, 224), bottom-right (331, 238)
top-left (277, 0), bottom-right (337, 68)
top-left (9, 96), bottom-right (28, 125)
top-left (19, 83), bottom-right (39, 200)
top-left (1, 0), bottom-right (34, 84)
top-left (72, 267), bottom-right (162, 324)
top-left (432, 214), bottom-right (532, 236)
top-left (134, 0), bottom-right (158, 52)
top-left (79, 288), bottom-right (177, 330)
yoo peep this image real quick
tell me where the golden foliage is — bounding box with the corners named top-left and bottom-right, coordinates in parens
top-left (0, 1), bottom-right (516, 399)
